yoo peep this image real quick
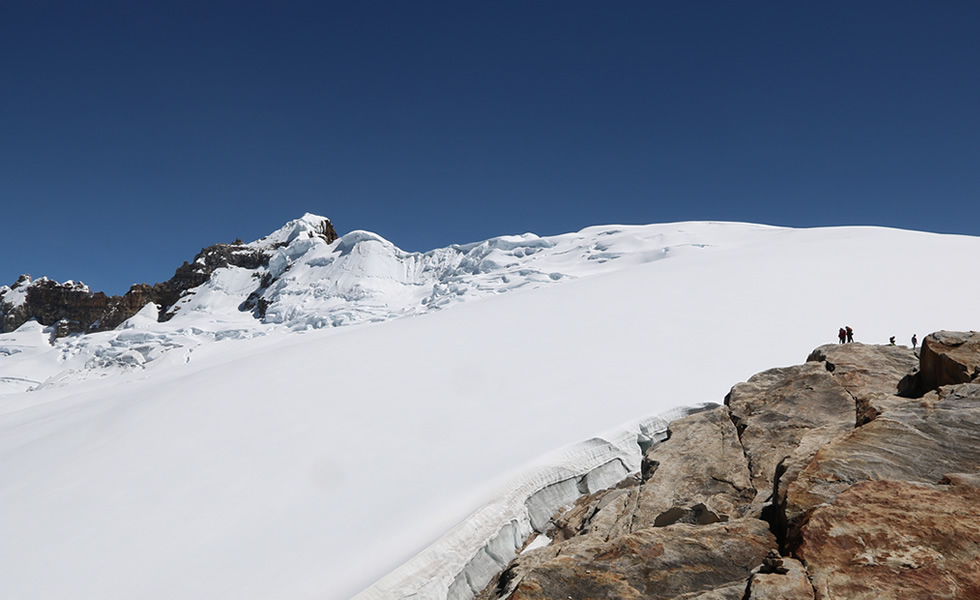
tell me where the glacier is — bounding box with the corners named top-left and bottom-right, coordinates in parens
top-left (0, 214), bottom-right (777, 394)
top-left (2, 216), bottom-right (980, 600)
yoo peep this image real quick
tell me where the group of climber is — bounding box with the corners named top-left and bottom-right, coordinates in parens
top-left (839, 327), bottom-right (918, 349)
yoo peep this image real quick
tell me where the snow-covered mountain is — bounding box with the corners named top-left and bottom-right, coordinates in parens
top-left (0, 213), bottom-right (777, 395)
top-left (1, 215), bottom-right (978, 600)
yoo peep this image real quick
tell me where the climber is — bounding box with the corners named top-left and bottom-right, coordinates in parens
top-left (838, 328), bottom-right (847, 344)
top-left (889, 336), bottom-right (896, 346)
top-left (912, 334), bottom-right (918, 349)
top-left (846, 326), bottom-right (854, 343)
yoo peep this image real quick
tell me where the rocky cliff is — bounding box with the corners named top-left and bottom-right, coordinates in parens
top-left (0, 218), bottom-right (338, 336)
top-left (477, 332), bottom-right (980, 600)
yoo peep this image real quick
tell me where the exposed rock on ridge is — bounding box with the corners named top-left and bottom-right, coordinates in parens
top-left (899, 330), bottom-right (980, 397)
top-left (477, 333), bottom-right (980, 600)
top-left (0, 217), bottom-right (339, 336)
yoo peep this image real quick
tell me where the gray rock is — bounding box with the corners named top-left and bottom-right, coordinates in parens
top-left (476, 333), bottom-right (980, 600)
top-left (577, 407), bottom-right (755, 540)
top-left (940, 472), bottom-right (980, 487)
top-left (672, 582), bottom-right (748, 599)
top-left (807, 343), bottom-right (918, 424)
top-left (785, 383), bottom-right (980, 536)
top-left (725, 362), bottom-right (855, 513)
top-left (747, 556), bottom-right (814, 600)
top-left (496, 519), bottom-right (774, 600)
top-left (909, 331), bottom-right (980, 395)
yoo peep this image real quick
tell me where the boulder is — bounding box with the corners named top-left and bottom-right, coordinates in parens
top-left (912, 331), bottom-right (980, 394)
top-left (497, 519), bottom-right (774, 600)
top-left (566, 407), bottom-right (754, 540)
top-left (746, 555), bottom-right (814, 600)
top-left (797, 479), bottom-right (980, 600)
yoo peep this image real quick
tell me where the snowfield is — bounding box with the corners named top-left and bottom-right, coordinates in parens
top-left (1, 216), bottom-right (978, 600)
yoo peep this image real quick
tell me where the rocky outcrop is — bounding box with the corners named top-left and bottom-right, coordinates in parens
top-left (900, 330), bottom-right (980, 396)
top-left (784, 383), bottom-right (980, 543)
top-left (0, 243), bottom-right (269, 336)
top-left (494, 519), bottom-right (774, 600)
top-left (0, 218), bottom-right (339, 336)
top-left (476, 336), bottom-right (980, 600)
top-left (746, 554), bottom-right (814, 600)
top-left (150, 241), bottom-right (272, 315)
top-left (806, 343), bottom-right (918, 424)
top-left (797, 479), bottom-right (980, 599)
top-left (725, 362), bottom-right (854, 515)
top-left (549, 406), bottom-right (754, 544)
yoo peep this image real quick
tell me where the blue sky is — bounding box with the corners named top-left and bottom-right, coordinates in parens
top-left (3, 1), bottom-right (979, 295)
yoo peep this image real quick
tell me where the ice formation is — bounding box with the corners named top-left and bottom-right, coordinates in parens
top-left (3, 215), bottom-right (980, 600)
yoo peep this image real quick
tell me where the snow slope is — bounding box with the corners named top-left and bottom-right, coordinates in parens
top-left (1, 218), bottom-right (978, 600)
top-left (0, 215), bottom-right (776, 394)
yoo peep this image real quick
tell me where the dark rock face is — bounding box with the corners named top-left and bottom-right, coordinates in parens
top-left (0, 276), bottom-right (162, 335)
top-left (477, 336), bottom-right (980, 600)
top-left (151, 243), bottom-right (272, 320)
top-left (0, 219), bottom-right (339, 336)
top-left (0, 243), bottom-right (270, 335)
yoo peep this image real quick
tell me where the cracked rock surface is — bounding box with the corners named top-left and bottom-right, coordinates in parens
top-left (785, 382), bottom-right (980, 534)
top-left (725, 362), bottom-right (854, 514)
top-left (497, 519), bottom-right (774, 600)
top-left (551, 406), bottom-right (755, 543)
top-left (797, 479), bottom-right (980, 599)
top-left (476, 334), bottom-right (980, 600)
top-left (908, 330), bottom-right (980, 395)
top-left (806, 343), bottom-right (919, 424)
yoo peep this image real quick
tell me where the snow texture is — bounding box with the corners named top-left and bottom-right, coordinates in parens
top-left (2, 216), bottom-right (980, 600)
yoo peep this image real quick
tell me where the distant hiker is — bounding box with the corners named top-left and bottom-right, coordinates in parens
top-left (846, 326), bottom-right (854, 343)
top-left (889, 336), bottom-right (896, 346)
top-left (912, 334), bottom-right (918, 349)
top-left (838, 328), bottom-right (847, 344)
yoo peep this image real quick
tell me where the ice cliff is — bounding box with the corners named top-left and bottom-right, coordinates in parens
top-left (0, 214), bottom-right (769, 392)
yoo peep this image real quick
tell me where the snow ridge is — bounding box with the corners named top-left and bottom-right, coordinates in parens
top-left (1, 216), bottom-right (769, 393)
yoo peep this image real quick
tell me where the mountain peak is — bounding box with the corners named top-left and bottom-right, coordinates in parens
top-left (0, 214), bottom-right (339, 337)
top-left (252, 213), bottom-right (338, 248)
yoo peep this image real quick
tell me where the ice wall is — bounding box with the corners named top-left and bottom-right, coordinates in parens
top-left (355, 403), bottom-right (717, 600)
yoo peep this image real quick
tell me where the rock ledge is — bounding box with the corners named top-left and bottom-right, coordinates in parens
top-left (476, 334), bottom-right (980, 600)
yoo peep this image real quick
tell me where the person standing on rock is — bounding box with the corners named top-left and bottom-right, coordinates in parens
top-left (838, 328), bottom-right (847, 344)
top-left (912, 334), bottom-right (918, 349)
top-left (845, 326), bottom-right (854, 343)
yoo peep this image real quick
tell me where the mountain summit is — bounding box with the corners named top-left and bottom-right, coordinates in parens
top-left (0, 214), bottom-right (340, 336)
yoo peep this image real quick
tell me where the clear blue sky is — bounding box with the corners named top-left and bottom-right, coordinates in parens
top-left (3, 1), bottom-right (979, 295)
